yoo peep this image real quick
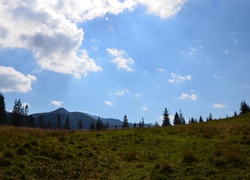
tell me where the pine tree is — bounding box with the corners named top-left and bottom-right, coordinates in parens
top-left (122, 115), bottom-right (129, 128)
top-left (96, 117), bottom-right (103, 130)
top-left (64, 115), bottom-right (70, 130)
top-left (57, 114), bottom-right (62, 129)
top-left (133, 122), bottom-right (137, 128)
top-left (139, 117), bottom-right (145, 128)
top-left (12, 99), bottom-right (25, 126)
top-left (199, 116), bottom-right (204, 123)
top-left (207, 113), bottom-right (213, 121)
top-left (106, 122), bottom-right (109, 129)
top-left (29, 115), bottom-right (35, 127)
top-left (234, 111), bottom-right (237, 117)
top-left (89, 121), bottom-right (95, 130)
top-left (78, 119), bottom-right (83, 130)
top-left (38, 115), bottom-right (43, 128)
top-left (162, 108), bottom-right (171, 127)
top-left (240, 100), bottom-right (250, 115)
top-left (0, 93), bottom-right (7, 125)
top-left (173, 112), bottom-right (180, 126)
top-left (179, 110), bottom-right (185, 124)
top-left (154, 121), bottom-right (160, 127)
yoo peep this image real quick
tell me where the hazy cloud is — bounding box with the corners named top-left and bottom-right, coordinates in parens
top-left (107, 48), bottom-right (134, 72)
top-left (142, 106), bottom-right (149, 111)
top-left (169, 73), bottom-right (192, 84)
top-left (213, 103), bottom-right (227, 109)
top-left (51, 100), bottom-right (63, 107)
top-left (105, 101), bottom-right (114, 106)
top-left (179, 93), bottom-right (197, 101)
top-left (0, 66), bottom-right (37, 93)
top-left (156, 68), bottom-right (167, 73)
top-left (116, 89), bottom-right (129, 96)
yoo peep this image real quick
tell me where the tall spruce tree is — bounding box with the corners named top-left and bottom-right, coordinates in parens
top-left (64, 115), bottom-right (71, 130)
top-left (162, 108), bottom-right (171, 127)
top-left (199, 116), bottom-right (204, 123)
top-left (57, 114), bottom-right (62, 129)
top-left (77, 119), bottom-right (83, 130)
top-left (12, 99), bottom-right (24, 126)
top-left (0, 93), bottom-right (7, 125)
top-left (122, 115), bottom-right (129, 128)
top-left (240, 100), bottom-right (250, 115)
top-left (89, 121), bottom-right (95, 130)
top-left (179, 110), bottom-right (185, 124)
top-left (173, 112), bottom-right (180, 126)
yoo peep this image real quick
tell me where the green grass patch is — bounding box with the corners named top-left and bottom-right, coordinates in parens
top-left (0, 113), bottom-right (250, 179)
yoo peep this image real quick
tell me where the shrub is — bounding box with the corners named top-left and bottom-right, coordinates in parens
top-left (182, 149), bottom-right (198, 164)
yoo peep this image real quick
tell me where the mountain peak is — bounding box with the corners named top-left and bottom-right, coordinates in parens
top-left (51, 107), bottom-right (69, 114)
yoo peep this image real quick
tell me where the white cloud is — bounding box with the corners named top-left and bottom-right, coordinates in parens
top-left (156, 68), bottom-right (167, 73)
top-left (116, 89), bottom-right (129, 96)
top-left (51, 100), bottom-right (63, 107)
top-left (134, 93), bottom-right (143, 98)
top-left (214, 74), bottom-right (223, 79)
top-left (107, 48), bottom-right (134, 72)
top-left (169, 73), bottom-right (192, 84)
top-left (137, 0), bottom-right (187, 18)
top-left (213, 103), bottom-right (227, 109)
top-left (105, 101), bottom-right (114, 106)
top-left (0, 66), bottom-right (37, 93)
top-left (0, 1), bottom-right (186, 78)
top-left (142, 106), bottom-right (149, 111)
top-left (179, 93), bottom-right (197, 101)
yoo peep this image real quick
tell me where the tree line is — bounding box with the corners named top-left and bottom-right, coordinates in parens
top-left (0, 93), bottom-right (250, 129)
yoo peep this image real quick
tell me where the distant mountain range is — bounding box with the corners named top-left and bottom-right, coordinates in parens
top-left (30, 107), bottom-right (124, 130)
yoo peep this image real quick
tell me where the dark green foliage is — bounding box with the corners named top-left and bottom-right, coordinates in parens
top-left (64, 115), bottom-right (70, 130)
top-left (38, 115), bottom-right (43, 128)
top-left (139, 117), bottom-right (144, 128)
top-left (89, 121), bottom-right (95, 130)
top-left (0, 93), bottom-right (7, 125)
top-left (77, 119), bottom-right (83, 130)
top-left (240, 100), bottom-right (250, 115)
top-left (11, 99), bottom-right (25, 126)
top-left (162, 108), bottom-right (171, 127)
top-left (122, 115), bottom-right (129, 128)
top-left (199, 116), bottom-right (204, 123)
top-left (57, 114), bottom-right (62, 129)
top-left (173, 112), bottom-right (180, 125)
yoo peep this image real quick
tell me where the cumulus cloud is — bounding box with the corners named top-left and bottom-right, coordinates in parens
top-left (137, 0), bottom-right (186, 18)
top-left (107, 48), bottom-right (134, 72)
top-left (179, 93), bottom-right (197, 101)
top-left (51, 100), bottom-right (63, 107)
top-left (0, 0), bottom-right (186, 77)
top-left (0, 66), bottom-right (37, 93)
top-left (169, 73), bottom-right (192, 84)
top-left (142, 106), bottom-right (149, 111)
top-left (213, 103), bottom-right (227, 109)
top-left (105, 101), bottom-right (114, 106)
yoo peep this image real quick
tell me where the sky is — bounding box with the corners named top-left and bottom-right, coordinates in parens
top-left (1, 0), bottom-right (250, 125)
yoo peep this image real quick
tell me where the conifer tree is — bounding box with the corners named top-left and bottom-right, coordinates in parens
top-left (89, 121), bottom-right (95, 130)
top-left (199, 116), bottom-right (204, 123)
top-left (234, 111), bottom-right (238, 117)
top-left (38, 115), bottom-right (43, 128)
top-left (0, 93), bottom-right (7, 125)
top-left (179, 110), bottom-right (185, 124)
top-left (240, 100), bottom-right (250, 115)
top-left (29, 115), bottom-right (35, 127)
top-left (64, 115), bottom-right (71, 130)
top-left (139, 117), bottom-right (145, 128)
top-left (133, 122), bottom-right (137, 128)
top-left (106, 122), bottom-right (109, 129)
top-left (173, 112), bottom-right (180, 126)
top-left (96, 117), bottom-right (103, 130)
top-left (57, 114), bottom-right (62, 129)
top-left (78, 119), bottom-right (83, 130)
top-left (162, 108), bottom-right (171, 127)
top-left (122, 115), bottom-right (129, 128)
top-left (12, 99), bottom-right (24, 126)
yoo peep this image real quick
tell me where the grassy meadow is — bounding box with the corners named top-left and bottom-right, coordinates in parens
top-left (0, 113), bottom-right (250, 179)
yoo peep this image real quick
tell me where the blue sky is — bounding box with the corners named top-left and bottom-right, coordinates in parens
top-left (1, 0), bottom-right (250, 124)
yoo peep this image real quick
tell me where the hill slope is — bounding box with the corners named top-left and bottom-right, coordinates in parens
top-left (31, 108), bottom-right (123, 129)
top-left (0, 113), bottom-right (250, 179)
